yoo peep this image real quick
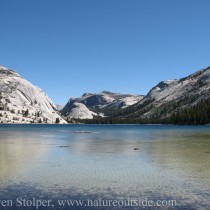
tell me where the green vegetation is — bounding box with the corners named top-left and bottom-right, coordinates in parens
top-left (55, 118), bottom-right (60, 123)
top-left (22, 109), bottom-right (29, 117)
top-left (67, 97), bottom-right (210, 125)
top-left (166, 98), bottom-right (210, 125)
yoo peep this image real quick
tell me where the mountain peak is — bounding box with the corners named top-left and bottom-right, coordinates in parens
top-left (0, 65), bottom-right (8, 70)
top-left (101, 91), bottom-right (117, 95)
top-left (0, 66), bottom-right (20, 77)
top-left (82, 93), bottom-right (92, 97)
top-left (61, 90), bottom-right (144, 119)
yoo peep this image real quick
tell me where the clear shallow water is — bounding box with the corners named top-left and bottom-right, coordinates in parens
top-left (0, 124), bottom-right (210, 209)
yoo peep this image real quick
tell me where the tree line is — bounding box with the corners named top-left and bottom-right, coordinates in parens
top-left (67, 97), bottom-right (210, 125)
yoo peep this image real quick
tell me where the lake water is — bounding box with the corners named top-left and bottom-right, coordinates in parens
top-left (0, 125), bottom-right (210, 209)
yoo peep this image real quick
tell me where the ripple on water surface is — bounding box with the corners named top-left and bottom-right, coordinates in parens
top-left (0, 125), bottom-right (210, 209)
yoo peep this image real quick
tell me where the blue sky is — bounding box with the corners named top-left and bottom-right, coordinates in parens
top-left (0, 0), bottom-right (210, 104)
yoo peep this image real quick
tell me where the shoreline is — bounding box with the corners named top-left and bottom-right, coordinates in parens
top-left (0, 123), bottom-right (209, 126)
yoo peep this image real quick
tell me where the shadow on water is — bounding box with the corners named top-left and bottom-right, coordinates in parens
top-left (0, 184), bottom-right (203, 210)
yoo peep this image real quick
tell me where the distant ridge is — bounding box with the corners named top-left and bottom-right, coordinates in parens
top-left (103, 66), bottom-right (210, 123)
top-left (63, 66), bottom-right (210, 124)
top-left (1, 65), bottom-right (209, 124)
top-left (61, 91), bottom-right (143, 120)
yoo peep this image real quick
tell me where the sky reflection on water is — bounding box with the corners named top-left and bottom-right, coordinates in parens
top-left (0, 125), bottom-right (210, 209)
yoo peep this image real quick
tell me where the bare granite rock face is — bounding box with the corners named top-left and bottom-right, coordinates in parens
top-left (118, 66), bottom-right (210, 119)
top-left (0, 66), bottom-right (67, 124)
top-left (61, 91), bottom-right (143, 119)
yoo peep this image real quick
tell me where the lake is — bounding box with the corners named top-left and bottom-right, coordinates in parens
top-left (0, 124), bottom-right (210, 209)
